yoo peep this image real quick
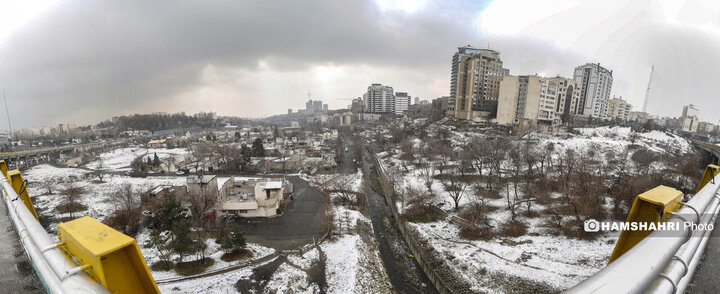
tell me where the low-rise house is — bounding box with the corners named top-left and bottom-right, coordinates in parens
top-left (187, 175), bottom-right (218, 197)
top-left (216, 178), bottom-right (289, 218)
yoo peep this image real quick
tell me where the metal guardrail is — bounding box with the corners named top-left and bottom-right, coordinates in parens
top-left (567, 172), bottom-right (720, 294)
top-left (0, 176), bottom-right (109, 294)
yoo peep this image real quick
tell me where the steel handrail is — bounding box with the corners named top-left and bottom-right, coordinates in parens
top-left (0, 177), bottom-right (108, 294)
top-left (567, 172), bottom-right (720, 294)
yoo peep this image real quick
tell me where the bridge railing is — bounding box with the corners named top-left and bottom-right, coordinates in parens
top-left (1, 175), bottom-right (109, 294)
top-left (567, 170), bottom-right (720, 294)
top-left (0, 160), bottom-right (159, 294)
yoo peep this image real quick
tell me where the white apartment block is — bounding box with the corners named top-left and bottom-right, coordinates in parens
top-left (363, 83), bottom-right (394, 113)
top-left (573, 63), bottom-right (613, 119)
top-left (394, 92), bottom-right (411, 115)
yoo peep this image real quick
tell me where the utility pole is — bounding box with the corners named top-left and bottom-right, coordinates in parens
top-left (642, 66), bottom-right (654, 113)
top-left (3, 90), bottom-right (13, 142)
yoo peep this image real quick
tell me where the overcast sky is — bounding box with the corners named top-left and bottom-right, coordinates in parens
top-left (0, 0), bottom-right (719, 129)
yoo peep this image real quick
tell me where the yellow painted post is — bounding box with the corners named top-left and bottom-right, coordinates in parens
top-left (0, 160), bottom-right (8, 178)
top-left (7, 170), bottom-right (39, 220)
top-left (58, 216), bottom-right (160, 294)
top-left (696, 164), bottom-right (720, 194)
top-left (608, 185), bottom-right (682, 264)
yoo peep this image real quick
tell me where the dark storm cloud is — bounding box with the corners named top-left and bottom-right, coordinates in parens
top-left (0, 0), bottom-right (488, 128)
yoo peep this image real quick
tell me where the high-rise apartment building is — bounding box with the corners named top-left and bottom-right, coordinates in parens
top-left (607, 96), bottom-right (632, 121)
top-left (682, 104), bottom-right (699, 118)
top-left (350, 98), bottom-right (364, 114)
top-left (450, 46), bottom-right (505, 120)
top-left (573, 63), bottom-right (613, 119)
top-left (394, 92), bottom-right (411, 115)
top-left (681, 104), bottom-right (700, 132)
top-left (363, 84), bottom-right (394, 113)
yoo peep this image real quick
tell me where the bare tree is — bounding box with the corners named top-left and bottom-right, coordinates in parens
top-left (441, 159), bottom-right (468, 210)
top-left (59, 181), bottom-right (85, 218)
top-left (91, 158), bottom-right (107, 182)
top-left (108, 183), bottom-right (142, 235)
top-left (487, 137), bottom-right (509, 191)
top-left (400, 138), bottom-right (415, 161)
top-left (632, 149), bottom-right (657, 176)
top-left (38, 176), bottom-right (57, 195)
top-left (538, 142), bottom-right (555, 174)
top-left (506, 145), bottom-right (523, 221)
top-left (186, 187), bottom-right (217, 227)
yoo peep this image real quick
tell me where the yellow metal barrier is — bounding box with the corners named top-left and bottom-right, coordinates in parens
top-left (0, 160), bottom-right (39, 220)
top-left (0, 160), bottom-right (7, 177)
top-left (608, 185), bottom-right (682, 264)
top-left (58, 216), bottom-right (160, 294)
top-left (696, 164), bottom-right (720, 194)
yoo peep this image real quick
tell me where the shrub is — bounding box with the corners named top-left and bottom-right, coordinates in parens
top-left (500, 220), bottom-right (527, 237)
top-left (402, 204), bottom-right (445, 223)
top-left (150, 260), bottom-right (174, 271)
top-left (175, 258), bottom-right (215, 276)
top-left (459, 226), bottom-right (496, 240)
top-left (56, 202), bottom-right (88, 214)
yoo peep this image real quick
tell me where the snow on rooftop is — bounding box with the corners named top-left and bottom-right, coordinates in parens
top-left (264, 181), bottom-right (283, 189)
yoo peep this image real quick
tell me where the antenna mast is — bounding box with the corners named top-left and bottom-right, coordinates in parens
top-left (642, 65), bottom-right (654, 113)
top-left (2, 90), bottom-right (12, 140)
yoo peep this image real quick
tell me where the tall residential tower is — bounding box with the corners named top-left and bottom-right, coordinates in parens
top-left (573, 63), bottom-right (613, 119)
top-left (363, 84), bottom-right (394, 113)
top-left (450, 45), bottom-right (505, 120)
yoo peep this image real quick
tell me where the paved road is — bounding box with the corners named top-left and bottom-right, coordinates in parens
top-left (235, 175), bottom-right (325, 250)
top-left (0, 203), bottom-right (43, 293)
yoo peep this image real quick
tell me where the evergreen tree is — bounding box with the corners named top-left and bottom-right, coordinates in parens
top-left (241, 144), bottom-right (252, 161)
top-left (170, 218), bottom-right (193, 262)
top-left (251, 138), bottom-right (265, 157)
top-left (157, 198), bottom-right (184, 231)
top-left (220, 225), bottom-right (247, 253)
top-left (153, 153), bottom-right (160, 167)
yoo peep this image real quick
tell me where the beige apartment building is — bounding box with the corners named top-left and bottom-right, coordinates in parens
top-left (497, 75), bottom-right (579, 126)
top-left (452, 46), bottom-right (504, 120)
top-left (607, 96), bottom-right (632, 121)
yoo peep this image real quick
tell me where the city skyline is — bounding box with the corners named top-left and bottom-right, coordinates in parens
top-left (1, 0), bottom-right (720, 129)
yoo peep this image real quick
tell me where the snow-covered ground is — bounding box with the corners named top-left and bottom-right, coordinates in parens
top-left (279, 206), bottom-right (392, 294)
top-left (527, 126), bottom-right (692, 157)
top-left (22, 145), bottom-right (391, 293)
top-left (86, 147), bottom-right (190, 172)
top-left (25, 164), bottom-right (186, 232)
top-left (410, 221), bottom-right (614, 293)
top-left (376, 125), bottom-right (695, 293)
top-left (22, 160), bottom-right (277, 286)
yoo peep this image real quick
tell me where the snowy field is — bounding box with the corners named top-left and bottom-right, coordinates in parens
top-left (527, 126), bottom-right (692, 157)
top-left (86, 147), bottom-right (190, 172)
top-left (25, 164), bottom-right (186, 231)
top-left (377, 125), bottom-right (695, 293)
